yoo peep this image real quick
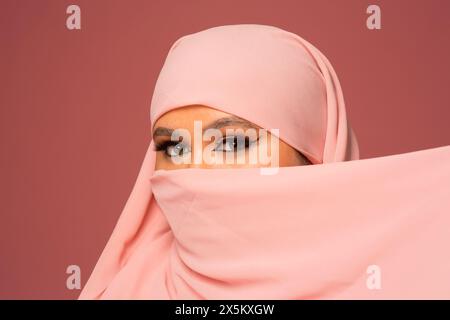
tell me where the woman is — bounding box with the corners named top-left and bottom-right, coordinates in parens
top-left (79, 24), bottom-right (450, 299)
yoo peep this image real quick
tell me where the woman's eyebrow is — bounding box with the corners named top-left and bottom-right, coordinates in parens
top-left (153, 127), bottom-right (174, 138)
top-left (203, 116), bottom-right (258, 131)
top-left (152, 116), bottom-right (258, 139)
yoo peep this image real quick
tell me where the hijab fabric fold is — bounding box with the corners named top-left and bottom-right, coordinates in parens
top-left (79, 24), bottom-right (450, 299)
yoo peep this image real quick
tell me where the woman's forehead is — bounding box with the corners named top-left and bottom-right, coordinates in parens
top-left (153, 105), bottom-right (255, 129)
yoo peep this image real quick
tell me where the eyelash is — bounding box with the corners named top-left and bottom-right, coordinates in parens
top-left (214, 135), bottom-right (258, 152)
top-left (154, 135), bottom-right (259, 158)
top-left (154, 140), bottom-right (187, 158)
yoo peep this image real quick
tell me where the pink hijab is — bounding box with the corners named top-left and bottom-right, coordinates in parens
top-left (79, 24), bottom-right (450, 299)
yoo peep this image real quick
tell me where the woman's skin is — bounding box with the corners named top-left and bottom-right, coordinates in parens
top-left (152, 105), bottom-right (311, 170)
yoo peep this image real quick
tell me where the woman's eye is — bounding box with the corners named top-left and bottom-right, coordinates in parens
top-left (155, 141), bottom-right (191, 157)
top-left (166, 143), bottom-right (190, 157)
top-left (214, 136), bottom-right (254, 152)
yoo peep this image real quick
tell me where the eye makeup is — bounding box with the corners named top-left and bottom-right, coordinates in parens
top-left (154, 140), bottom-right (191, 158)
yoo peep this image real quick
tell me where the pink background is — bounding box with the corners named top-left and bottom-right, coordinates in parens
top-left (1, 0), bottom-right (449, 299)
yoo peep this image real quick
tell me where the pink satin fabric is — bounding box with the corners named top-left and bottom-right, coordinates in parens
top-left (79, 25), bottom-right (450, 299)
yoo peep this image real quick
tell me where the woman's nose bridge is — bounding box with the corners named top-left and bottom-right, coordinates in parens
top-left (188, 150), bottom-right (207, 168)
top-left (187, 137), bottom-right (207, 168)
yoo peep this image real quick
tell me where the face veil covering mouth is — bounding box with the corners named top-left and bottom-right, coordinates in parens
top-left (79, 24), bottom-right (450, 299)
